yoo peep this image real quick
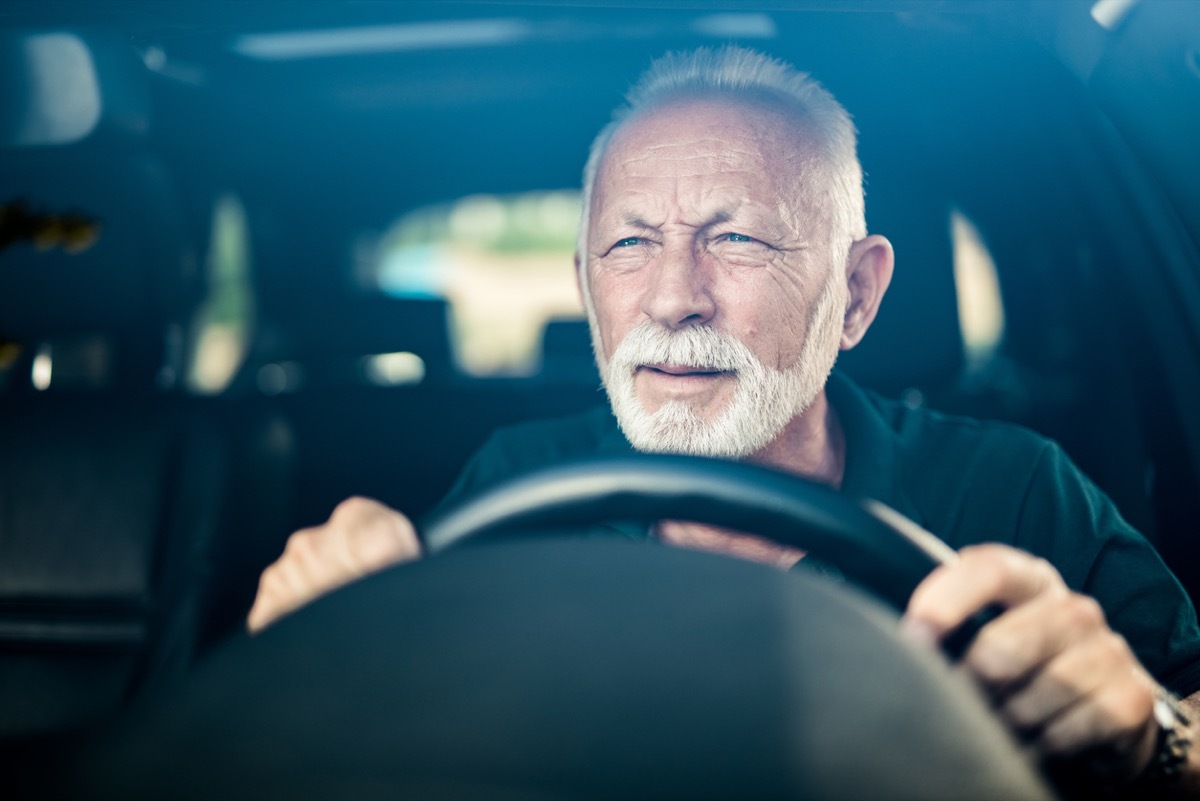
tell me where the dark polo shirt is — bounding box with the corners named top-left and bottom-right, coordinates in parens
top-left (434, 371), bottom-right (1200, 695)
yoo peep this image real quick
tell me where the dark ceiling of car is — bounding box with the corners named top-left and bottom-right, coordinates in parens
top-left (1, 1), bottom-right (1108, 224)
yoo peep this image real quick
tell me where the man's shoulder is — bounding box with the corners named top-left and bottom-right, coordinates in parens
top-left (832, 372), bottom-right (1054, 492)
top-left (830, 372), bottom-right (1070, 547)
top-left (877, 392), bottom-right (1053, 465)
top-left (875, 391), bottom-right (1064, 510)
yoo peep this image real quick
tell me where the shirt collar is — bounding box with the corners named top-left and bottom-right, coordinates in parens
top-left (825, 369), bottom-right (926, 528)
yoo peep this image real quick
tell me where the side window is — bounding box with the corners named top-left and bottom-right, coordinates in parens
top-left (842, 188), bottom-right (1005, 403)
top-left (185, 193), bottom-right (255, 395)
top-left (951, 208), bottom-right (1005, 373)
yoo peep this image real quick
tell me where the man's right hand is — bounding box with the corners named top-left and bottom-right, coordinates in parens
top-left (247, 497), bottom-right (422, 634)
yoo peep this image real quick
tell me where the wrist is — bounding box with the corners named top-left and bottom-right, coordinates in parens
top-left (1130, 686), bottom-right (1193, 790)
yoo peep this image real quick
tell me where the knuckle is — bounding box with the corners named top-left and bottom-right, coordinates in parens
top-left (249, 568), bottom-right (291, 626)
top-left (960, 546), bottom-right (1017, 591)
top-left (1099, 631), bottom-right (1133, 665)
top-left (967, 631), bottom-right (1024, 685)
top-left (1003, 694), bottom-right (1044, 730)
top-left (286, 535), bottom-right (328, 573)
top-left (330, 495), bottom-right (378, 524)
top-left (958, 546), bottom-right (1067, 603)
top-left (1106, 681), bottom-right (1154, 731)
top-left (283, 527), bottom-right (317, 557)
top-left (252, 579), bottom-right (280, 613)
top-left (257, 564), bottom-right (283, 595)
top-left (276, 501), bottom-right (416, 585)
top-left (1031, 557), bottom-right (1065, 592)
top-left (905, 565), bottom-right (947, 611)
top-left (1063, 594), bottom-right (1106, 629)
top-left (354, 510), bottom-right (418, 563)
top-left (1039, 722), bottom-right (1078, 756)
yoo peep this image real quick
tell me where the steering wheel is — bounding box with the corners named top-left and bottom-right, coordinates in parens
top-left (62, 454), bottom-right (1048, 800)
top-left (422, 453), bottom-right (996, 656)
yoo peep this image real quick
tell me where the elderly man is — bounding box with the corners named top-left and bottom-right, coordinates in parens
top-left (249, 47), bottom-right (1200, 792)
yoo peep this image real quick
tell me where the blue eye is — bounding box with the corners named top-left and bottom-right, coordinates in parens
top-left (616, 237), bottom-right (641, 247)
top-left (724, 233), bottom-right (753, 243)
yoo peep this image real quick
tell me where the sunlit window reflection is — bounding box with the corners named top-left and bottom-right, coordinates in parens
top-left (1091, 0), bottom-right (1140, 30)
top-left (951, 209), bottom-right (1006, 371)
top-left (362, 352), bottom-right (425, 387)
top-left (187, 194), bottom-right (255, 394)
top-left (373, 191), bottom-right (583, 377)
top-left (31, 343), bottom-right (52, 390)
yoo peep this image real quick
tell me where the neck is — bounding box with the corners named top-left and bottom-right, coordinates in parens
top-left (744, 390), bottom-right (846, 489)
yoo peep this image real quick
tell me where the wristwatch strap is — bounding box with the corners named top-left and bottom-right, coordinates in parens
top-left (1139, 686), bottom-right (1193, 785)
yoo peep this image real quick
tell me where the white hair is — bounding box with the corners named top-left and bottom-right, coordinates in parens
top-left (577, 45), bottom-right (866, 309)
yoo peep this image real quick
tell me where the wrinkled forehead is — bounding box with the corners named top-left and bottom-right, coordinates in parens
top-left (600, 94), bottom-right (824, 183)
top-left (588, 94), bottom-right (830, 238)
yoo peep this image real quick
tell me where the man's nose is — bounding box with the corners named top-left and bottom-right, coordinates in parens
top-left (639, 244), bottom-right (716, 329)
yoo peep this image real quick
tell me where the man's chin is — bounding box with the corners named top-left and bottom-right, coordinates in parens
top-left (615, 401), bottom-right (761, 460)
top-left (632, 396), bottom-right (721, 425)
top-left (627, 431), bottom-right (759, 461)
top-left (604, 372), bottom-right (770, 459)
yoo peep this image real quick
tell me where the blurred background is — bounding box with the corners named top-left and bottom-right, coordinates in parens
top-left (1, 0), bottom-right (1198, 751)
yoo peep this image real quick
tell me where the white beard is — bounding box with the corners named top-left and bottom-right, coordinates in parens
top-left (596, 275), bottom-right (846, 459)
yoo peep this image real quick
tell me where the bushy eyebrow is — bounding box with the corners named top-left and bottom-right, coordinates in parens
top-left (617, 209), bottom-right (735, 232)
top-left (618, 212), bottom-right (657, 230)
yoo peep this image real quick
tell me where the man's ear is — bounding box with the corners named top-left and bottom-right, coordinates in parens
top-left (840, 234), bottom-right (894, 350)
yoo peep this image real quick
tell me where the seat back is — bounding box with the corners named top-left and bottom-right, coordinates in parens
top-left (0, 399), bottom-right (226, 738)
top-left (837, 180), bottom-right (964, 398)
top-left (0, 30), bottom-right (249, 740)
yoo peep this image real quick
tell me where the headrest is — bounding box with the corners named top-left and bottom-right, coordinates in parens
top-left (0, 29), bottom-right (150, 149)
top-left (836, 181), bottom-right (964, 397)
top-left (0, 28), bottom-right (195, 343)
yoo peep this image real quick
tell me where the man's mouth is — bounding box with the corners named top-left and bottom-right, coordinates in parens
top-left (639, 363), bottom-right (732, 378)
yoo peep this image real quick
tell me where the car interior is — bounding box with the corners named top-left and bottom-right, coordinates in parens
top-left (1, 0), bottom-right (1199, 794)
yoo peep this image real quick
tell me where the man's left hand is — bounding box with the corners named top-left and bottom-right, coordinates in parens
top-left (905, 543), bottom-right (1162, 781)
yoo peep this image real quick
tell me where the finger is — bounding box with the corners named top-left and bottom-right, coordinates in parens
top-left (258, 534), bottom-right (335, 620)
top-left (964, 591), bottom-right (1103, 693)
top-left (247, 560), bottom-right (302, 634)
top-left (328, 497), bottom-right (420, 572)
top-left (1000, 626), bottom-right (1131, 732)
top-left (348, 504), bottom-right (421, 570)
top-left (247, 501), bottom-right (420, 634)
top-left (291, 529), bottom-right (348, 594)
top-left (1037, 668), bottom-right (1156, 776)
top-left (656, 522), bottom-right (804, 570)
top-left (905, 544), bottom-right (1065, 641)
top-left (246, 577), bottom-right (274, 633)
top-left (246, 597), bottom-right (271, 634)
top-left (245, 525), bottom-right (321, 630)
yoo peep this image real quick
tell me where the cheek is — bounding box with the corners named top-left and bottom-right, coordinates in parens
top-left (589, 269), bottom-right (644, 356)
top-left (729, 268), bottom-right (826, 367)
top-left (717, 271), bottom-right (803, 363)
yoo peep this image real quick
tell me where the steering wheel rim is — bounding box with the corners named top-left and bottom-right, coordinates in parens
top-left (421, 454), bottom-right (958, 611)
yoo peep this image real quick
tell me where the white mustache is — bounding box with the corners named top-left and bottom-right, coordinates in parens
top-left (608, 322), bottom-right (759, 374)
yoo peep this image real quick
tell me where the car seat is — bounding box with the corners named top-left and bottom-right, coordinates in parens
top-left (0, 32), bottom-right (292, 747)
